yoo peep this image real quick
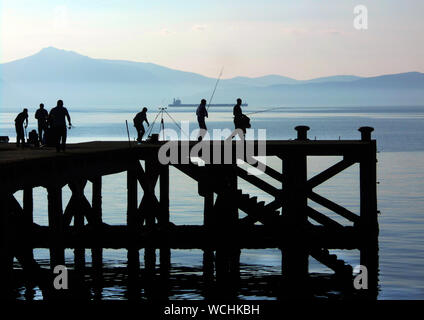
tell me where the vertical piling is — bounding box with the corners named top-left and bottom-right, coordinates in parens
top-left (358, 127), bottom-right (379, 297)
top-left (72, 180), bottom-right (86, 273)
top-left (144, 158), bottom-right (158, 299)
top-left (0, 191), bottom-right (14, 297)
top-left (47, 185), bottom-right (65, 269)
top-left (23, 188), bottom-right (34, 261)
top-left (127, 162), bottom-right (140, 289)
top-left (281, 126), bottom-right (310, 286)
top-left (91, 176), bottom-right (103, 295)
top-left (202, 188), bottom-right (215, 280)
top-left (159, 164), bottom-right (170, 279)
top-left (215, 164), bottom-right (239, 289)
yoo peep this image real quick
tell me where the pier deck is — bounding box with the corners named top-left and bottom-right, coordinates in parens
top-left (0, 126), bottom-right (379, 299)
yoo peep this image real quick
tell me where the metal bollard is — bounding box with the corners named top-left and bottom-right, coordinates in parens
top-left (295, 126), bottom-right (310, 141)
top-left (358, 126), bottom-right (374, 141)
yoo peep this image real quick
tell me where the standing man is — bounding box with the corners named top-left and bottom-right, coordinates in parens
top-left (35, 103), bottom-right (48, 144)
top-left (49, 99), bottom-right (72, 152)
top-left (133, 107), bottom-right (149, 142)
top-left (15, 108), bottom-right (28, 147)
top-left (196, 99), bottom-right (208, 141)
top-left (233, 98), bottom-right (246, 139)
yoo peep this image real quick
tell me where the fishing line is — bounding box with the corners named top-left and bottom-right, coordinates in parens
top-left (206, 66), bottom-right (224, 111)
top-left (164, 109), bottom-right (190, 139)
top-left (145, 109), bottom-right (162, 137)
top-left (245, 106), bottom-right (287, 116)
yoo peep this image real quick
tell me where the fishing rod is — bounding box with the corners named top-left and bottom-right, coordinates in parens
top-left (145, 107), bottom-right (190, 140)
top-left (245, 106), bottom-right (287, 116)
top-left (125, 120), bottom-right (131, 147)
top-left (206, 66), bottom-right (224, 111)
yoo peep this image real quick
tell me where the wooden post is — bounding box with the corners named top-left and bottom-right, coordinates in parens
top-left (47, 185), bottom-right (65, 269)
top-left (159, 164), bottom-right (170, 279)
top-left (358, 127), bottom-right (379, 297)
top-left (215, 164), bottom-right (239, 288)
top-left (91, 176), bottom-right (103, 295)
top-left (23, 188), bottom-right (34, 260)
top-left (281, 126), bottom-right (310, 285)
top-left (202, 189), bottom-right (215, 280)
top-left (127, 162), bottom-right (140, 284)
top-left (144, 158), bottom-right (157, 293)
top-left (71, 180), bottom-right (86, 273)
top-left (0, 192), bottom-right (14, 297)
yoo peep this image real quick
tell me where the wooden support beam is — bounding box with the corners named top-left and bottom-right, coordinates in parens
top-left (159, 164), bottom-right (170, 280)
top-left (215, 165), bottom-right (240, 284)
top-left (236, 166), bottom-right (280, 198)
top-left (307, 158), bottom-right (356, 189)
top-left (143, 158), bottom-right (159, 288)
top-left (281, 151), bottom-right (309, 283)
top-left (47, 185), bottom-right (65, 269)
top-left (173, 163), bottom-right (201, 182)
top-left (26, 224), bottom-right (359, 249)
top-left (308, 191), bottom-right (359, 224)
top-left (359, 142), bottom-right (379, 297)
top-left (0, 191), bottom-right (14, 296)
top-left (127, 163), bottom-right (139, 230)
top-left (69, 179), bottom-right (86, 273)
top-left (306, 206), bottom-right (344, 229)
top-left (23, 188), bottom-right (34, 260)
top-left (127, 161), bottom-right (140, 283)
top-left (91, 176), bottom-right (103, 225)
top-left (91, 176), bottom-right (103, 291)
top-left (203, 191), bottom-right (215, 280)
top-left (253, 160), bottom-right (283, 182)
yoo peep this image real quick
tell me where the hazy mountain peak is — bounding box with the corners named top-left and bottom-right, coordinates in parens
top-left (36, 46), bottom-right (88, 59)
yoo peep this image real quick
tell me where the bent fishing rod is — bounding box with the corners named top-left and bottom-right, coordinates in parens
top-left (206, 66), bottom-right (224, 111)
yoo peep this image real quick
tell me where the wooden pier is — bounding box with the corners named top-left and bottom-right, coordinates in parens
top-left (0, 126), bottom-right (379, 299)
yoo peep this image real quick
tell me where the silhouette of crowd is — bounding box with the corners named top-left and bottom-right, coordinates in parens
top-left (12, 97), bottom-right (249, 150)
top-left (14, 99), bottom-right (72, 152)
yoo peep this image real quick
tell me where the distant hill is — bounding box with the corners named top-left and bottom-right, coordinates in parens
top-left (1, 47), bottom-right (423, 108)
top-left (302, 75), bottom-right (362, 84)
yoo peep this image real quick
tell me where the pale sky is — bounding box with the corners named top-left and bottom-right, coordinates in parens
top-left (1, 0), bottom-right (423, 79)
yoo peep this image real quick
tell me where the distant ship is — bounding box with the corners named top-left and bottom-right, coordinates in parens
top-left (168, 98), bottom-right (248, 107)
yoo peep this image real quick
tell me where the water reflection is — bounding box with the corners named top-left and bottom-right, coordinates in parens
top-left (12, 259), bottom-right (378, 300)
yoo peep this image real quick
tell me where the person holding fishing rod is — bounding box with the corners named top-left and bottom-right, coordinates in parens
top-left (233, 98), bottom-right (250, 139)
top-left (14, 108), bottom-right (28, 148)
top-left (196, 99), bottom-right (208, 141)
top-left (195, 66), bottom-right (223, 141)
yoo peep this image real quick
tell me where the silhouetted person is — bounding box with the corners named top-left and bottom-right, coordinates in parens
top-left (15, 108), bottom-right (28, 147)
top-left (196, 99), bottom-right (208, 141)
top-left (35, 103), bottom-right (48, 144)
top-left (133, 107), bottom-right (149, 142)
top-left (28, 129), bottom-right (39, 148)
top-left (49, 100), bottom-right (72, 152)
top-left (233, 98), bottom-right (246, 139)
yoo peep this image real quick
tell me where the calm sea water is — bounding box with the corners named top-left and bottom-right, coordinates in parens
top-left (1, 105), bottom-right (424, 300)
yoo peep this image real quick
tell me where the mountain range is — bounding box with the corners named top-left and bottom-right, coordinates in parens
top-left (1, 47), bottom-right (423, 108)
